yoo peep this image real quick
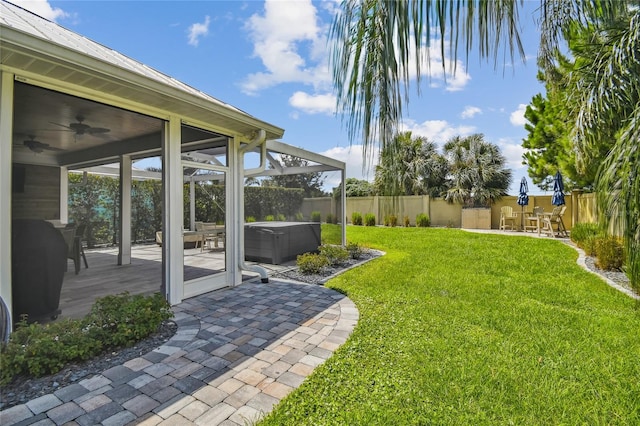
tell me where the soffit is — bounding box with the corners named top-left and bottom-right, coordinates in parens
top-left (0, 1), bottom-right (284, 142)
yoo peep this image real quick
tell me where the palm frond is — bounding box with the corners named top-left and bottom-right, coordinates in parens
top-left (330, 0), bottom-right (525, 160)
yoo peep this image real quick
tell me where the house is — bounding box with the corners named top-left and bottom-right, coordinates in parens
top-left (0, 1), bottom-right (345, 329)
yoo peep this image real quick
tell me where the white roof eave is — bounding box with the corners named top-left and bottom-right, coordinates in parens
top-left (0, 22), bottom-right (284, 141)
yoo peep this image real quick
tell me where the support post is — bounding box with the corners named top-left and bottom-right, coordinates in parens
top-left (190, 177), bottom-right (196, 230)
top-left (341, 168), bottom-right (346, 246)
top-left (162, 117), bottom-right (183, 304)
top-left (0, 71), bottom-right (14, 330)
top-left (59, 166), bottom-right (68, 224)
top-left (118, 155), bottom-right (132, 265)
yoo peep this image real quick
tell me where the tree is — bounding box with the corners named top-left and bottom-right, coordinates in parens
top-left (330, 0), bottom-right (640, 287)
top-left (373, 131), bottom-right (448, 197)
top-left (264, 154), bottom-right (327, 198)
top-left (545, 4), bottom-right (640, 287)
top-left (330, 1), bottom-right (525, 163)
top-left (332, 178), bottom-right (374, 198)
top-left (443, 134), bottom-right (512, 207)
top-left (522, 92), bottom-right (577, 190)
top-left (522, 34), bottom-right (614, 191)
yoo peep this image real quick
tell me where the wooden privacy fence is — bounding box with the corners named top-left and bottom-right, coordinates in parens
top-left (302, 192), bottom-right (599, 230)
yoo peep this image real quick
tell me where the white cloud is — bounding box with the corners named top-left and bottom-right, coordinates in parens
top-left (510, 104), bottom-right (528, 126)
top-left (496, 137), bottom-right (525, 170)
top-left (187, 15), bottom-right (211, 46)
top-left (400, 119), bottom-right (476, 145)
top-left (320, 144), bottom-right (379, 188)
top-left (13, 0), bottom-right (68, 21)
top-left (461, 106), bottom-right (482, 119)
top-left (494, 137), bottom-right (538, 195)
top-left (241, 0), bottom-right (330, 95)
top-left (406, 39), bottom-right (472, 92)
top-left (289, 91), bottom-right (336, 115)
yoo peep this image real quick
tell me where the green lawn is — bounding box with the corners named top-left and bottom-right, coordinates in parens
top-left (260, 226), bottom-right (640, 425)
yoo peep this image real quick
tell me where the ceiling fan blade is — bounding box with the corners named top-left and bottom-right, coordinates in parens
top-left (21, 138), bottom-right (63, 153)
top-left (45, 117), bottom-right (111, 137)
top-left (87, 127), bottom-right (110, 134)
top-left (48, 121), bottom-right (74, 131)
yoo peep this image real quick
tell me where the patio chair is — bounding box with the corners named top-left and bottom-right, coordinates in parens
top-left (540, 206), bottom-right (568, 237)
top-left (61, 224), bottom-right (88, 274)
top-left (499, 206), bottom-right (517, 231)
top-left (75, 223), bottom-right (89, 269)
top-left (524, 206), bottom-right (544, 233)
top-left (201, 222), bottom-right (225, 251)
top-left (60, 226), bottom-right (81, 274)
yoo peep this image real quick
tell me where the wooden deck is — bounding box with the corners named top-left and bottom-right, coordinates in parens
top-left (58, 244), bottom-right (224, 319)
top-left (57, 244), bottom-right (293, 320)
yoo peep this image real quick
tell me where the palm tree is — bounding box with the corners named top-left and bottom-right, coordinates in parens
top-left (373, 131), bottom-right (446, 196)
top-left (330, 0), bottom-right (525, 158)
top-left (443, 134), bottom-right (511, 207)
top-left (330, 0), bottom-right (640, 287)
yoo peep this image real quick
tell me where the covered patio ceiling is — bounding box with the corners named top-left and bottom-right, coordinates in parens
top-left (3, 1), bottom-right (343, 180)
top-left (12, 81), bottom-right (166, 167)
top-left (2, 0), bottom-right (284, 170)
top-left (10, 80), bottom-right (342, 181)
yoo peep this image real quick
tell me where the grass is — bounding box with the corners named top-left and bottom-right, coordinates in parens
top-left (321, 222), bottom-right (342, 245)
top-left (260, 225), bottom-right (640, 425)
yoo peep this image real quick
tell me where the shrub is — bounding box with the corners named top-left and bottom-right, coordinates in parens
top-left (352, 212), bottom-right (363, 226)
top-left (246, 216), bottom-right (256, 223)
top-left (264, 215), bottom-right (275, 221)
top-left (297, 253), bottom-right (329, 274)
top-left (595, 236), bottom-right (625, 271)
top-left (276, 213), bottom-right (286, 221)
top-left (571, 223), bottom-right (600, 248)
top-left (311, 211), bottom-right (322, 222)
top-left (383, 215), bottom-right (390, 226)
top-left (346, 241), bottom-right (364, 259)
top-left (404, 216), bottom-right (411, 227)
top-left (84, 292), bottom-right (172, 348)
top-left (295, 212), bottom-right (304, 221)
top-left (326, 213), bottom-right (336, 224)
top-left (389, 215), bottom-right (398, 227)
top-left (319, 244), bottom-right (350, 266)
top-left (0, 318), bottom-right (102, 383)
top-left (244, 186), bottom-right (305, 223)
top-left (0, 292), bottom-right (172, 385)
top-left (583, 235), bottom-right (598, 256)
top-left (364, 213), bottom-right (376, 226)
top-left (416, 213), bottom-right (430, 227)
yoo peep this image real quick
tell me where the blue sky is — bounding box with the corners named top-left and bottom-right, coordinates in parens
top-left (17, 0), bottom-right (546, 195)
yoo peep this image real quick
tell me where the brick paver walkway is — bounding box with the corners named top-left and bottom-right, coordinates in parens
top-left (0, 279), bottom-right (358, 425)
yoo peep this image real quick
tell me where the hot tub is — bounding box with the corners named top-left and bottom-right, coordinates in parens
top-left (244, 221), bottom-right (321, 264)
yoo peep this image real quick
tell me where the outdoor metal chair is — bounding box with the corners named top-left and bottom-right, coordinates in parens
top-left (60, 226), bottom-right (80, 274)
top-left (75, 224), bottom-right (89, 269)
top-left (61, 224), bottom-right (88, 274)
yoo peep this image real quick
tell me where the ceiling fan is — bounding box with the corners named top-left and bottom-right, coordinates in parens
top-left (16, 136), bottom-right (63, 153)
top-left (49, 115), bottom-right (110, 136)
